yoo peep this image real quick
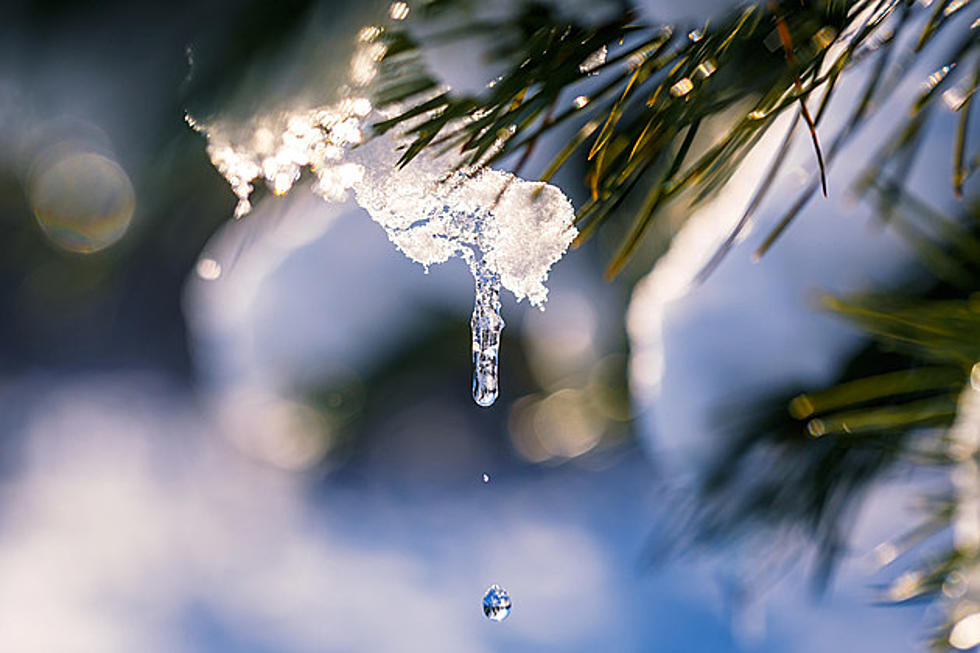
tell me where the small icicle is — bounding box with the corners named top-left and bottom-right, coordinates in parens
top-left (471, 267), bottom-right (505, 407)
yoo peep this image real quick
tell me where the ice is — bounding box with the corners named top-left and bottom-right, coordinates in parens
top-left (188, 30), bottom-right (577, 406)
top-left (471, 268), bottom-right (503, 406)
top-left (349, 127), bottom-right (576, 405)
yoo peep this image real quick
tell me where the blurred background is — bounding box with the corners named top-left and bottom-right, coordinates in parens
top-left (0, 0), bottom-right (975, 651)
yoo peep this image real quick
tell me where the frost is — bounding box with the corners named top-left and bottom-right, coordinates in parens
top-left (188, 29), bottom-right (577, 406)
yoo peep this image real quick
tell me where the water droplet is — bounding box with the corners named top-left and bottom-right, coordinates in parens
top-left (669, 78), bottom-right (694, 97)
top-left (806, 418), bottom-right (826, 437)
top-left (482, 473), bottom-right (490, 483)
top-left (695, 59), bottom-right (717, 79)
top-left (944, 87), bottom-right (969, 111)
top-left (472, 268), bottom-right (504, 407)
top-left (482, 584), bottom-right (511, 621)
top-left (388, 1), bottom-right (409, 20)
top-left (944, 0), bottom-right (968, 17)
top-left (688, 29), bottom-right (703, 42)
top-left (573, 95), bottom-right (590, 109)
top-left (925, 64), bottom-right (955, 91)
top-left (273, 172), bottom-right (294, 195)
top-left (358, 25), bottom-right (382, 42)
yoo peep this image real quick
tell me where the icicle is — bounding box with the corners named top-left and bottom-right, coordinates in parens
top-left (189, 27), bottom-right (578, 408)
top-left (471, 265), bottom-right (504, 407)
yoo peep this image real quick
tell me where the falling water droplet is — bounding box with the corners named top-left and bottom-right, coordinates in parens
top-left (471, 267), bottom-right (505, 407)
top-left (482, 473), bottom-right (490, 483)
top-left (482, 584), bottom-right (512, 621)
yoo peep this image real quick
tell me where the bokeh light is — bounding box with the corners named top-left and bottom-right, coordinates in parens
top-left (196, 257), bottom-right (222, 280)
top-left (509, 389), bottom-right (605, 463)
top-left (523, 289), bottom-right (598, 386)
top-left (28, 151), bottom-right (135, 253)
top-left (950, 612), bottom-right (980, 650)
top-left (216, 389), bottom-right (332, 471)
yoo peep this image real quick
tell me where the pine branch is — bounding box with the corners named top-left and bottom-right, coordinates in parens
top-left (682, 191), bottom-right (980, 650)
top-left (367, 3), bottom-right (980, 645)
top-left (370, 0), bottom-right (979, 278)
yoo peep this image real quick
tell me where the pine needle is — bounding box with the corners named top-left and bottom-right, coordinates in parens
top-left (953, 56), bottom-right (978, 199)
